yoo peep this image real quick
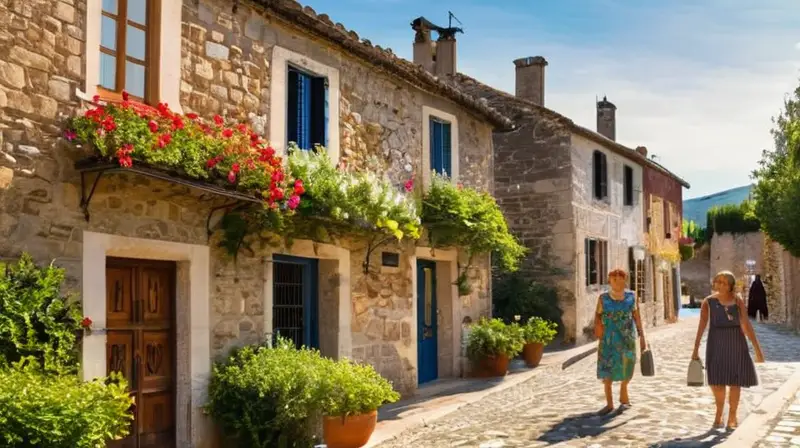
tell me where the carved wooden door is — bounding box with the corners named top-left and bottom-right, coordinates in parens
top-left (106, 258), bottom-right (175, 448)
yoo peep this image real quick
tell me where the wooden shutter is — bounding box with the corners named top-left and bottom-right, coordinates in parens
top-left (430, 118), bottom-right (443, 174)
top-left (310, 77), bottom-right (327, 148)
top-left (600, 155), bottom-right (608, 199)
top-left (441, 122), bottom-right (452, 177)
top-left (585, 239), bottom-right (590, 286)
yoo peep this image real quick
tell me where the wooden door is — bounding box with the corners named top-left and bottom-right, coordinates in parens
top-left (106, 258), bottom-right (176, 448)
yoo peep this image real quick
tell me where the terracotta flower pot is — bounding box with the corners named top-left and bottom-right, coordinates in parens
top-left (522, 342), bottom-right (545, 368)
top-left (473, 353), bottom-right (509, 378)
top-left (322, 410), bottom-right (378, 448)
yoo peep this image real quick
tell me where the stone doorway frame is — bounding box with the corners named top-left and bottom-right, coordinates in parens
top-left (81, 231), bottom-right (211, 447)
top-left (412, 247), bottom-right (461, 383)
top-left (263, 239), bottom-right (352, 360)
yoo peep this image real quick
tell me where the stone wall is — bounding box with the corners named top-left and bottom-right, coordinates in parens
top-left (709, 232), bottom-right (764, 290)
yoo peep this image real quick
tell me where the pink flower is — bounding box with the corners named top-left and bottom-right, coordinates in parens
top-left (227, 170), bottom-right (237, 183)
top-left (80, 317), bottom-right (93, 328)
top-left (63, 130), bottom-right (76, 141)
top-left (148, 120), bottom-right (158, 133)
top-left (214, 115), bottom-right (224, 126)
top-left (92, 94), bottom-right (100, 103)
top-left (122, 91), bottom-right (129, 101)
top-left (222, 128), bottom-right (234, 138)
top-left (287, 195), bottom-right (301, 210)
top-left (404, 177), bottom-right (414, 192)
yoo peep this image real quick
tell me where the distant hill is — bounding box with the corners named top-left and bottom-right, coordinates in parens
top-left (682, 185), bottom-right (754, 226)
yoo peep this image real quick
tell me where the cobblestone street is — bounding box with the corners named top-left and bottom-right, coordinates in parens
top-left (757, 389), bottom-right (800, 447)
top-left (375, 318), bottom-right (800, 448)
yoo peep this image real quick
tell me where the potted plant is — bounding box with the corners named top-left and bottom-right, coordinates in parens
top-left (466, 318), bottom-right (524, 377)
top-left (319, 359), bottom-right (400, 448)
top-left (520, 317), bottom-right (558, 368)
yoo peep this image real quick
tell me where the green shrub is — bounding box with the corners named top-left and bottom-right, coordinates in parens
top-left (466, 318), bottom-right (524, 361)
top-left (317, 359), bottom-right (400, 418)
top-left (679, 244), bottom-right (695, 261)
top-left (519, 317), bottom-right (558, 345)
top-left (492, 272), bottom-right (563, 329)
top-left (0, 368), bottom-right (133, 448)
top-left (706, 200), bottom-right (761, 235)
top-left (0, 254), bottom-right (83, 374)
top-left (205, 338), bottom-right (400, 448)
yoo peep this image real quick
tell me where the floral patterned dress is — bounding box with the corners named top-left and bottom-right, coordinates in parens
top-left (596, 291), bottom-right (638, 382)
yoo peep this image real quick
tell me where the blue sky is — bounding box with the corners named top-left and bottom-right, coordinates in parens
top-left (303, 0), bottom-right (800, 198)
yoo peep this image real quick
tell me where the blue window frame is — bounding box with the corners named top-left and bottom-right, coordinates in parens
top-left (287, 67), bottom-right (328, 151)
top-left (430, 117), bottom-right (452, 176)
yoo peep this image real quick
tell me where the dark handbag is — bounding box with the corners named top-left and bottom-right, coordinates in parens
top-left (640, 344), bottom-right (655, 376)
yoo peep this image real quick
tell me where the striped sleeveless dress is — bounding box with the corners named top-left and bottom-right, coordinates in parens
top-left (705, 298), bottom-right (758, 387)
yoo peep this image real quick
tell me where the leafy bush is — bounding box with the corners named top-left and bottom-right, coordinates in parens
top-left (492, 272), bottom-right (563, 329)
top-left (706, 200), bottom-right (761, 235)
top-left (679, 243), bottom-right (695, 261)
top-left (317, 358), bottom-right (400, 417)
top-left (466, 318), bottom-right (524, 361)
top-left (681, 219), bottom-right (707, 245)
top-left (519, 317), bottom-right (558, 345)
top-left (422, 174), bottom-right (525, 274)
top-left (0, 365), bottom-right (133, 448)
top-left (0, 254), bottom-right (82, 374)
top-left (205, 338), bottom-right (400, 448)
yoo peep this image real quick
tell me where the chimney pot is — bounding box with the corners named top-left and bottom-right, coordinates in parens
top-left (434, 32), bottom-right (457, 76)
top-left (636, 146), bottom-right (648, 157)
top-left (596, 96), bottom-right (617, 141)
top-left (513, 56), bottom-right (548, 106)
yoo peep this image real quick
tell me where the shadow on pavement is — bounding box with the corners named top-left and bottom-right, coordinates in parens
top-left (535, 408), bottom-right (628, 444)
top-left (648, 428), bottom-right (730, 447)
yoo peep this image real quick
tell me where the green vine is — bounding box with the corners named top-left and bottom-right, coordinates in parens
top-left (422, 174), bottom-right (526, 295)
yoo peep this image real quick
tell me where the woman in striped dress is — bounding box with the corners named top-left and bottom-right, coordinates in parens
top-left (691, 270), bottom-right (765, 430)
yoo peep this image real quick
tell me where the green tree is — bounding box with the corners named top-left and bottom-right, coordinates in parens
top-left (753, 82), bottom-right (800, 256)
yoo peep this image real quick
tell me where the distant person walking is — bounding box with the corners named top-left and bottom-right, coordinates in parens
top-left (747, 274), bottom-right (768, 322)
top-left (595, 269), bottom-right (646, 415)
top-left (691, 271), bottom-right (764, 430)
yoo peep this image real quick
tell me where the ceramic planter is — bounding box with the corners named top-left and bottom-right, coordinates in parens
top-left (322, 410), bottom-right (378, 448)
top-left (522, 342), bottom-right (545, 368)
top-left (473, 353), bottom-right (509, 377)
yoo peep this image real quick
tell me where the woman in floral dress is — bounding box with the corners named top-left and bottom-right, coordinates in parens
top-left (595, 268), bottom-right (647, 414)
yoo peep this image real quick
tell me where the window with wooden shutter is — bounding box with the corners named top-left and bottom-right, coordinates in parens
top-left (430, 117), bottom-right (452, 177)
top-left (593, 150), bottom-right (608, 200)
top-left (623, 165), bottom-right (634, 206)
top-left (98, 0), bottom-right (161, 104)
top-left (585, 238), bottom-right (609, 286)
top-left (287, 67), bottom-right (328, 151)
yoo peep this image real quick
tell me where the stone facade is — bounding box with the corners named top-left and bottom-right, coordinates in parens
top-left (0, 0), bottom-right (500, 445)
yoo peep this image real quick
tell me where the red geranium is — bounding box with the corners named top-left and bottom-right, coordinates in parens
top-left (80, 316), bottom-right (93, 329)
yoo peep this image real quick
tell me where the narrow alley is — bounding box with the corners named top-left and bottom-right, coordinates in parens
top-left (374, 317), bottom-right (800, 448)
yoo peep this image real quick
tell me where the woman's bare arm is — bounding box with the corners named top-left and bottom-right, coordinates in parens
top-left (632, 298), bottom-right (645, 340)
top-left (692, 299), bottom-right (709, 358)
top-left (594, 296), bottom-right (603, 338)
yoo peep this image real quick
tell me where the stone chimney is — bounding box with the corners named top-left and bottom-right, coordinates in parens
top-left (434, 32), bottom-right (457, 76)
top-left (636, 146), bottom-right (648, 157)
top-left (412, 27), bottom-right (435, 73)
top-left (596, 96), bottom-right (616, 141)
top-left (513, 56), bottom-right (547, 106)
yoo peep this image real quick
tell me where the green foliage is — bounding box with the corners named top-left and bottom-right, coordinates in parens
top-left (492, 272), bottom-right (563, 329)
top-left (0, 254), bottom-right (82, 374)
top-left (706, 200), bottom-right (761, 235)
top-left (519, 317), bottom-right (558, 345)
top-left (681, 219), bottom-right (707, 245)
top-left (466, 318), bottom-right (525, 361)
top-left (422, 174), bottom-right (526, 275)
top-left (205, 338), bottom-right (399, 448)
top-left (679, 244), bottom-right (695, 261)
top-left (0, 368), bottom-right (133, 448)
top-left (317, 358), bottom-right (400, 418)
top-left (753, 82), bottom-right (800, 256)
top-left (287, 146), bottom-right (421, 241)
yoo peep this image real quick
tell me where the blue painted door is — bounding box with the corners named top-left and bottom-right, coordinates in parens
top-left (272, 255), bottom-right (319, 349)
top-left (417, 259), bottom-right (438, 384)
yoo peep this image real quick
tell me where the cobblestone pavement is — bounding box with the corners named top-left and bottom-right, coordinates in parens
top-left (757, 389), bottom-right (800, 447)
top-left (375, 319), bottom-right (800, 448)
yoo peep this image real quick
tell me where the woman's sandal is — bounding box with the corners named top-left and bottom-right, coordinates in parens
top-left (619, 402), bottom-right (632, 410)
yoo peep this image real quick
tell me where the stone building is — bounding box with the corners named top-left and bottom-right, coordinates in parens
top-left (0, 1), bottom-right (511, 446)
top-left (408, 18), bottom-right (688, 342)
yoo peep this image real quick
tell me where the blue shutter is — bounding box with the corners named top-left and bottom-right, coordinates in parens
top-left (297, 72), bottom-right (312, 150)
top-left (430, 119), bottom-right (442, 174)
top-left (441, 122), bottom-right (452, 177)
